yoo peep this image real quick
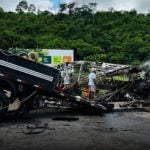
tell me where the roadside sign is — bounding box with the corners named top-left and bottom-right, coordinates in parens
top-left (42, 56), bottom-right (51, 63)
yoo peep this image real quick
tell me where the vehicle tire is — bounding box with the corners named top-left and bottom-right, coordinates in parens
top-left (0, 91), bottom-right (9, 115)
top-left (0, 79), bottom-right (17, 103)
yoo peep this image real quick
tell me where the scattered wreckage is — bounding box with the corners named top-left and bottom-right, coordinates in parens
top-left (60, 60), bottom-right (150, 112)
top-left (96, 62), bottom-right (150, 111)
top-left (0, 49), bottom-right (150, 117)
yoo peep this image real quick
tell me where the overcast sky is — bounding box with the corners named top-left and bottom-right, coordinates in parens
top-left (0, 0), bottom-right (150, 13)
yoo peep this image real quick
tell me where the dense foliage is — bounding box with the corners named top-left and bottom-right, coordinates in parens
top-left (0, 1), bottom-right (150, 65)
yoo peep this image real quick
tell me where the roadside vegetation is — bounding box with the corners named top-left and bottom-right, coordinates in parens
top-left (0, 0), bottom-right (150, 65)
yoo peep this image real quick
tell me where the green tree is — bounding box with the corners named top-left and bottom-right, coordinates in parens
top-left (59, 3), bottom-right (67, 14)
top-left (0, 7), bottom-right (4, 13)
top-left (28, 4), bottom-right (36, 13)
top-left (67, 2), bottom-right (75, 15)
top-left (16, 0), bottom-right (28, 13)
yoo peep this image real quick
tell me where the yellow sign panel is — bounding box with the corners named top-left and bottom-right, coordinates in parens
top-left (53, 56), bottom-right (62, 64)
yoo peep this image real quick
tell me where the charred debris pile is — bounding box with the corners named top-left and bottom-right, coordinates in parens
top-left (93, 62), bottom-right (150, 111)
top-left (62, 61), bottom-right (150, 112)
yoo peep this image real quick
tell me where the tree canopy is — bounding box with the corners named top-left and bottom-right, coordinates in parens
top-left (0, 0), bottom-right (150, 65)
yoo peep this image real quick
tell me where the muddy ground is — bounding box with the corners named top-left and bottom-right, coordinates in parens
top-left (0, 109), bottom-right (150, 150)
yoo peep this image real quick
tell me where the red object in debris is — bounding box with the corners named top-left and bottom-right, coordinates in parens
top-left (83, 87), bottom-right (90, 97)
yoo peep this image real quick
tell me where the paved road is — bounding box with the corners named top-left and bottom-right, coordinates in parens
top-left (0, 110), bottom-right (150, 150)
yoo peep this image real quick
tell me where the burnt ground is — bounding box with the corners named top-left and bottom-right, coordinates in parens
top-left (0, 109), bottom-right (150, 150)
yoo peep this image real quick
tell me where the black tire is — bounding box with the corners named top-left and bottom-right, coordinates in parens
top-left (0, 79), bottom-right (17, 103)
top-left (0, 91), bottom-right (9, 115)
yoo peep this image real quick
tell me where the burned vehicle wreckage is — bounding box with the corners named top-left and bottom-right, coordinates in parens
top-left (96, 62), bottom-right (150, 110)
top-left (0, 49), bottom-right (150, 117)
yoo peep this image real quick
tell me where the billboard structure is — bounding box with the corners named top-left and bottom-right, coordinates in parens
top-left (41, 49), bottom-right (74, 65)
top-left (10, 48), bottom-right (74, 65)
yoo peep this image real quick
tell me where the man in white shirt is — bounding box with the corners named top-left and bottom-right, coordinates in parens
top-left (88, 68), bottom-right (96, 101)
top-left (63, 74), bottom-right (70, 88)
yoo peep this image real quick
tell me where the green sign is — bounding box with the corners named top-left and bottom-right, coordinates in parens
top-left (42, 56), bottom-right (51, 63)
top-left (53, 56), bottom-right (62, 64)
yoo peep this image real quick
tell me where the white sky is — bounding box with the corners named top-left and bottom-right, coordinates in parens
top-left (0, 0), bottom-right (54, 12)
top-left (0, 0), bottom-right (149, 13)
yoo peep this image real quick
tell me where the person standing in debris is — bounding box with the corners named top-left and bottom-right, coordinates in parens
top-left (88, 68), bottom-right (97, 101)
top-left (63, 73), bottom-right (70, 88)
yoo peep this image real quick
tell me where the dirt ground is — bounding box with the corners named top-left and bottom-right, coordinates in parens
top-left (0, 109), bottom-right (150, 150)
